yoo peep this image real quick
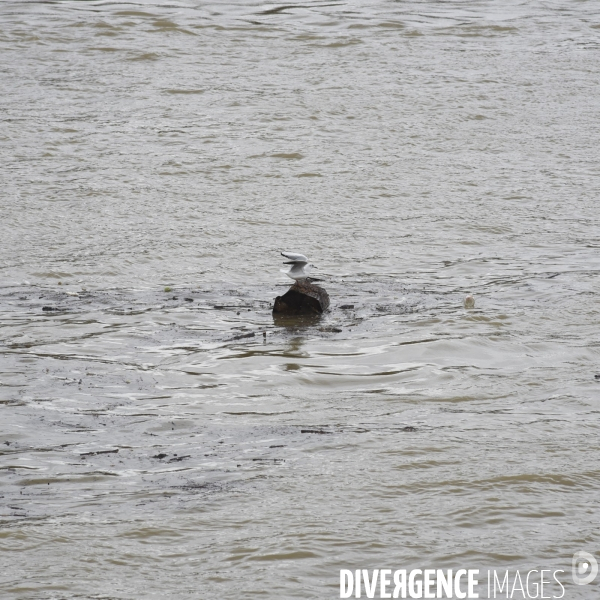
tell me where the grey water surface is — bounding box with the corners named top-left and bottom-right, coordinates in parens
top-left (1, 0), bottom-right (600, 598)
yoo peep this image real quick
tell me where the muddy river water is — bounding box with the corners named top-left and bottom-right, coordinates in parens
top-left (1, 1), bottom-right (600, 598)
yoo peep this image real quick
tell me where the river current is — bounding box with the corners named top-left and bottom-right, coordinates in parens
top-left (1, 1), bottom-right (600, 598)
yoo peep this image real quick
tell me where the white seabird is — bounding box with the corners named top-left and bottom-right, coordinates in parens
top-left (280, 251), bottom-right (315, 281)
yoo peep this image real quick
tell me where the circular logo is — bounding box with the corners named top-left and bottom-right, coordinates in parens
top-left (572, 551), bottom-right (598, 585)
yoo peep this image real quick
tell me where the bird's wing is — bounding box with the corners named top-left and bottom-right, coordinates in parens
top-left (282, 263), bottom-right (308, 279)
top-left (288, 263), bottom-right (306, 274)
top-left (281, 251), bottom-right (308, 264)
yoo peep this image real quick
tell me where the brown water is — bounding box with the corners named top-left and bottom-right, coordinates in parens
top-left (1, 1), bottom-right (600, 598)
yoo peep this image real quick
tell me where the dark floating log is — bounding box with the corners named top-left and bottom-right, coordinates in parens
top-left (80, 449), bottom-right (119, 457)
top-left (301, 429), bottom-right (332, 434)
top-left (168, 455), bottom-right (191, 463)
top-left (273, 280), bottom-right (330, 315)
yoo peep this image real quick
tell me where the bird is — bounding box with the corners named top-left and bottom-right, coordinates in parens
top-left (280, 251), bottom-right (316, 281)
top-left (464, 294), bottom-right (475, 309)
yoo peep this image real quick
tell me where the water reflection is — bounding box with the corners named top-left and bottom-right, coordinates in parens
top-left (271, 311), bottom-right (322, 329)
top-left (280, 336), bottom-right (308, 372)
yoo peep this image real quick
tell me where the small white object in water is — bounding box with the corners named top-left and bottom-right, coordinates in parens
top-left (464, 294), bottom-right (475, 309)
top-left (280, 251), bottom-right (316, 280)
